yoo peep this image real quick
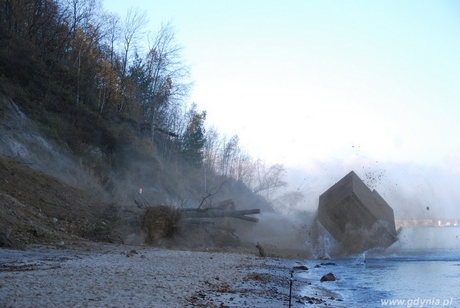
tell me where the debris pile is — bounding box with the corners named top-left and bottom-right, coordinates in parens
top-left (140, 199), bottom-right (260, 247)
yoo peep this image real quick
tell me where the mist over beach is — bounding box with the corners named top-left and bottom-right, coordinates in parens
top-left (1, 0), bottom-right (460, 307)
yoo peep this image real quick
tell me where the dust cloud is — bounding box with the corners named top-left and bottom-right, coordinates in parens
top-left (284, 158), bottom-right (460, 221)
top-left (272, 157), bottom-right (460, 254)
top-left (3, 95), bottom-right (458, 254)
top-left (238, 211), bottom-right (317, 256)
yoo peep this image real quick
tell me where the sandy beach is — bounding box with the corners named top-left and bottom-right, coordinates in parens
top-left (0, 242), bottom-right (339, 308)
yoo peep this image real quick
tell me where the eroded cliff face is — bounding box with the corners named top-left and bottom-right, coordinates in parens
top-left (0, 95), bottom-right (123, 247)
top-left (0, 94), bottom-right (116, 199)
top-left (0, 94), bottom-right (78, 178)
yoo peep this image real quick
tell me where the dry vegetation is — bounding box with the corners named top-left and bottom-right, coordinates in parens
top-left (141, 205), bottom-right (181, 244)
top-left (0, 155), bottom-right (255, 250)
top-left (0, 0), bottom-right (309, 254)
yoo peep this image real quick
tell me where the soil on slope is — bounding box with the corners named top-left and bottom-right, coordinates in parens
top-left (0, 155), bottom-right (119, 248)
top-left (0, 155), bottom-right (242, 252)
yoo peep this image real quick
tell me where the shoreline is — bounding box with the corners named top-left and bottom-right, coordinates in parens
top-left (0, 242), bottom-right (345, 307)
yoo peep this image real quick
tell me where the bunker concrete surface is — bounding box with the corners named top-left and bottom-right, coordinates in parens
top-left (318, 171), bottom-right (398, 254)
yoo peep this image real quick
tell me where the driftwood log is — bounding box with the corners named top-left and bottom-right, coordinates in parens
top-left (181, 208), bottom-right (260, 222)
top-left (201, 199), bottom-right (235, 210)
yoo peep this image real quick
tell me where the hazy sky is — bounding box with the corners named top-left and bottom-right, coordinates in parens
top-left (106, 1), bottom-right (459, 167)
top-left (105, 1), bottom-right (460, 217)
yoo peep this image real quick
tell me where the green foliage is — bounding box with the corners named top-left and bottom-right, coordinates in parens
top-left (179, 105), bottom-right (206, 167)
top-left (118, 122), bottom-right (158, 162)
top-left (38, 112), bottom-right (68, 141)
top-left (0, 75), bottom-right (29, 107)
top-left (0, 0), bottom-right (190, 164)
top-left (0, 0), bottom-right (283, 213)
top-left (71, 108), bottom-right (117, 154)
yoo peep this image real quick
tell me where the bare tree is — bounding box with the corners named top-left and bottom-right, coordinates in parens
top-left (118, 7), bottom-right (148, 112)
top-left (63, 0), bottom-right (100, 40)
top-left (203, 126), bottom-right (221, 172)
top-left (61, 0), bottom-right (105, 106)
top-left (141, 22), bottom-right (191, 140)
top-left (94, 12), bottom-right (121, 113)
top-left (232, 152), bottom-right (254, 184)
top-left (219, 135), bottom-right (239, 177)
top-left (253, 162), bottom-right (287, 202)
top-left (103, 12), bottom-right (121, 66)
top-left (271, 190), bottom-right (304, 215)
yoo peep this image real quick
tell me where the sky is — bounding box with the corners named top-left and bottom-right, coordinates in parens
top-left (104, 1), bottom-right (460, 218)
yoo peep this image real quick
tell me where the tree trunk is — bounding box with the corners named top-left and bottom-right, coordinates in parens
top-left (180, 208), bottom-right (260, 222)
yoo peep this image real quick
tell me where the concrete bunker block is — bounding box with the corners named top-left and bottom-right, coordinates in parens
top-left (317, 171), bottom-right (397, 253)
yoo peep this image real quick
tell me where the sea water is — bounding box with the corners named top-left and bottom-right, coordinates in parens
top-left (296, 227), bottom-right (460, 308)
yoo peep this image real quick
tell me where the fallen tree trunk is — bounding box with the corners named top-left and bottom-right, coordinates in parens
top-left (182, 220), bottom-right (238, 235)
top-left (181, 208), bottom-right (260, 222)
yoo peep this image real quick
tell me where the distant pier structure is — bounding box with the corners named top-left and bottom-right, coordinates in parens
top-left (317, 171), bottom-right (398, 254)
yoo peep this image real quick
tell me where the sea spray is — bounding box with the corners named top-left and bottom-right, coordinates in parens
top-left (305, 215), bottom-right (338, 258)
top-left (354, 247), bottom-right (386, 265)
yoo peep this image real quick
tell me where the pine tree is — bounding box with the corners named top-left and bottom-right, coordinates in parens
top-left (180, 107), bottom-right (206, 167)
